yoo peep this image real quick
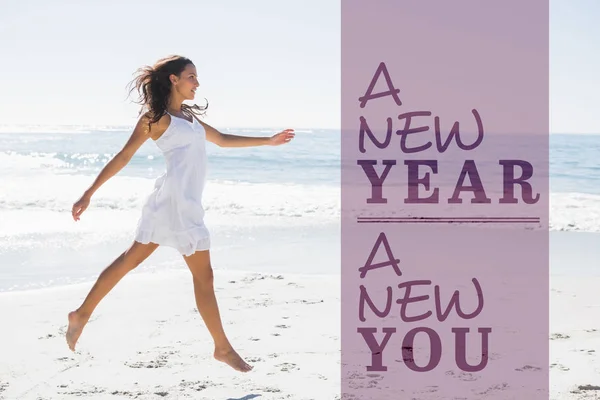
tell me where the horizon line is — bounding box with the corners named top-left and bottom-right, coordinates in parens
top-left (0, 123), bottom-right (598, 135)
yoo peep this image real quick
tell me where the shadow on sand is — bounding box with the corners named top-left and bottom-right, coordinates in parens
top-left (227, 395), bottom-right (262, 400)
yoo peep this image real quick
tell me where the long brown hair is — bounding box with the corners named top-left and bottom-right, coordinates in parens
top-left (126, 55), bottom-right (208, 132)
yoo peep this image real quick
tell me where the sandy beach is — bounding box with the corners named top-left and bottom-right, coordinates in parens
top-left (1, 231), bottom-right (600, 400)
top-left (1, 0), bottom-right (599, 396)
top-left (551, 276), bottom-right (600, 399)
top-left (1, 122), bottom-right (599, 399)
top-left (0, 269), bottom-right (340, 399)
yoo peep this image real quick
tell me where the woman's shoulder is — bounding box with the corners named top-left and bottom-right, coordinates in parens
top-left (141, 111), bottom-right (171, 141)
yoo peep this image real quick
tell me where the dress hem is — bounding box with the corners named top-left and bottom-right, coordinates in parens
top-left (134, 227), bottom-right (211, 257)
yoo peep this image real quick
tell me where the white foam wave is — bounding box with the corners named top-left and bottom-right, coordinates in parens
top-left (0, 124), bottom-right (132, 134)
top-left (0, 151), bottom-right (68, 172)
top-left (0, 173), bottom-right (340, 221)
top-left (550, 192), bottom-right (600, 232)
top-left (1, 151), bottom-right (599, 232)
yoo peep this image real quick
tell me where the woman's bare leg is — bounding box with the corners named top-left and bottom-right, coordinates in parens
top-left (66, 241), bottom-right (159, 351)
top-left (183, 249), bottom-right (252, 372)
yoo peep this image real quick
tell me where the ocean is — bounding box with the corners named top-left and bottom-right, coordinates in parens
top-left (0, 126), bottom-right (597, 291)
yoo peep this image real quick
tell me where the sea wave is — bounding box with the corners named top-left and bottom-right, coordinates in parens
top-left (550, 192), bottom-right (600, 232)
top-left (1, 146), bottom-right (600, 232)
top-left (1, 169), bottom-right (599, 231)
top-left (0, 173), bottom-right (340, 220)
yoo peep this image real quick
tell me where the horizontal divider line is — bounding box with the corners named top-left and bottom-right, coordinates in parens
top-left (356, 217), bottom-right (540, 220)
top-left (356, 220), bottom-right (540, 224)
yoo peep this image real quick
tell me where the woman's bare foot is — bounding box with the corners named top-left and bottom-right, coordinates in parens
top-left (214, 347), bottom-right (253, 372)
top-left (66, 311), bottom-right (89, 351)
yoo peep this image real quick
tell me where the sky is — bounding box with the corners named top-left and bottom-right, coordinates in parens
top-left (0, 0), bottom-right (598, 133)
top-left (550, 0), bottom-right (600, 134)
top-left (0, 0), bottom-right (340, 130)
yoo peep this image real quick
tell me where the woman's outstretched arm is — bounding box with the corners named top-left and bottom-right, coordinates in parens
top-left (197, 119), bottom-right (294, 148)
top-left (71, 114), bottom-right (160, 221)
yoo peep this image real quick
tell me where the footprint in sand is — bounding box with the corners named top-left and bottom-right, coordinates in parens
top-left (110, 390), bottom-right (145, 397)
top-left (577, 349), bottom-right (596, 355)
top-left (571, 384), bottom-right (600, 392)
top-left (515, 365), bottom-right (542, 372)
top-left (445, 370), bottom-right (479, 381)
top-left (457, 372), bottom-right (479, 382)
top-left (259, 386), bottom-right (282, 393)
top-left (364, 374), bottom-right (384, 389)
top-left (38, 333), bottom-right (55, 340)
top-left (550, 333), bottom-right (571, 340)
top-left (551, 363), bottom-right (570, 371)
top-left (126, 359), bottom-right (168, 369)
top-left (287, 299), bottom-right (323, 305)
top-left (59, 385), bottom-right (106, 396)
top-left (253, 299), bottom-right (274, 307)
top-left (179, 380), bottom-right (222, 392)
top-left (276, 362), bottom-right (299, 372)
top-left (241, 274), bottom-right (269, 283)
top-left (477, 383), bottom-right (509, 395)
top-left (125, 351), bottom-right (175, 369)
top-left (577, 384), bottom-right (600, 391)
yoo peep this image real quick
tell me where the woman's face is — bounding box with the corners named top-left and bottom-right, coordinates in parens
top-left (172, 64), bottom-right (199, 100)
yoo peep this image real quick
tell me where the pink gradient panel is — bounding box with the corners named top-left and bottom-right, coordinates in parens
top-left (341, 1), bottom-right (549, 399)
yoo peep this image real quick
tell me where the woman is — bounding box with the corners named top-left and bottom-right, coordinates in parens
top-left (66, 55), bottom-right (295, 373)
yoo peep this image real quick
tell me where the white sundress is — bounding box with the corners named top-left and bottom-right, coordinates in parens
top-left (134, 111), bottom-right (210, 256)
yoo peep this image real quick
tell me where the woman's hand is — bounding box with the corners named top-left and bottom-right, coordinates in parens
top-left (72, 193), bottom-right (91, 221)
top-left (268, 129), bottom-right (295, 146)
